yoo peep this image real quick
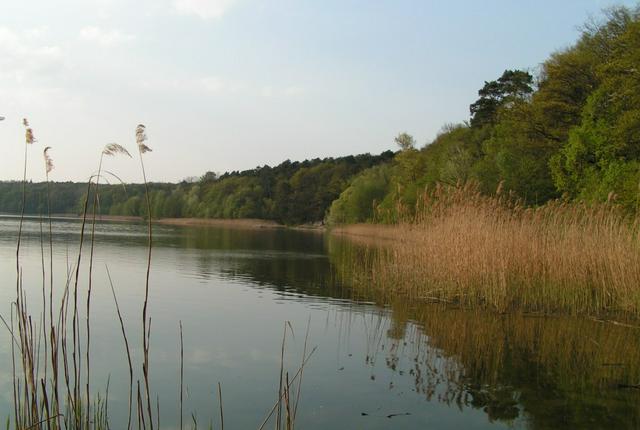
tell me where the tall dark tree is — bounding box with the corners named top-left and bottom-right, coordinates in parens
top-left (470, 69), bottom-right (534, 127)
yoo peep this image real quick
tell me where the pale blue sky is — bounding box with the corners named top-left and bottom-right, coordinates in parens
top-left (0, 0), bottom-right (637, 182)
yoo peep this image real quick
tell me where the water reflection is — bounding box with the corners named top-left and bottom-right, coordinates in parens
top-left (328, 234), bottom-right (640, 429)
top-left (0, 216), bottom-right (638, 429)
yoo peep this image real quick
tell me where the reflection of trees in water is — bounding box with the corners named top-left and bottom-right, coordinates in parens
top-left (357, 310), bottom-right (522, 424)
top-left (90, 223), bottom-right (350, 299)
top-left (331, 238), bottom-right (640, 429)
top-left (170, 226), bottom-right (364, 300)
top-left (38, 220), bottom-right (637, 428)
top-left (355, 302), bottom-right (640, 428)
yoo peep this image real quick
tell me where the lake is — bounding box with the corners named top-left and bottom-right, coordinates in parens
top-left (1, 216), bottom-right (639, 429)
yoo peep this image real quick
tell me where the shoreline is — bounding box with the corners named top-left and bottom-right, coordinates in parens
top-left (330, 223), bottom-right (402, 240)
top-left (0, 213), bottom-right (321, 230)
top-left (155, 217), bottom-right (282, 229)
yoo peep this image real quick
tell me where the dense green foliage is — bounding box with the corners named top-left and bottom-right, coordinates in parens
top-left (0, 152), bottom-right (393, 225)
top-left (327, 6), bottom-right (640, 224)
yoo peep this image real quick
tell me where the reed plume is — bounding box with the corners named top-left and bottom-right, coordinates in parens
top-left (24, 118), bottom-right (36, 145)
top-left (42, 145), bottom-right (62, 429)
top-left (136, 123), bottom-right (155, 430)
top-left (14, 118), bottom-right (35, 428)
top-left (85, 142), bottom-right (132, 428)
top-left (43, 147), bottom-right (54, 174)
top-left (103, 142), bottom-right (132, 157)
top-left (17, 117), bottom-right (36, 265)
top-left (136, 124), bottom-right (152, 154)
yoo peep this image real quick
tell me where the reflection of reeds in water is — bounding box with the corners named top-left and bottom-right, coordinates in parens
top-left (352, 300), bottom-right (640, 428)
top-left (332, 182), bottom-right (640, 318)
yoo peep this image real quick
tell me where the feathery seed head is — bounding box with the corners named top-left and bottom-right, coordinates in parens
top-left (25, 128), bottom-right (35, 144)
top-left (136, 124), bottom-right (151, 154)
top-left (103, 143), bottom-right (132, 158)
top-left (23, 118), bottom-right (35, 145)
top-left (43, 147), bottom-right (54, 174)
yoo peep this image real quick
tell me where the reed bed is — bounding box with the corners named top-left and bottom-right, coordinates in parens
top-left (333, 182), bottom-right (640, 317)
top-left (7, 121), bottom-right (145, 430)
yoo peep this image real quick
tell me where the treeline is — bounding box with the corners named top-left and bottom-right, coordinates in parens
top-left (327, 6), bottom-right (640, 224)
top-left (0, 152), bottom-right (393, 225)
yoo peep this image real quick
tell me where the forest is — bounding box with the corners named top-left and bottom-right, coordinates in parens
top-left (1, 6), bottom-right (639, 226)
top-left (0, 152), bottom-right (393, 225)
top-left (328, 6), bottom-right (640, 223)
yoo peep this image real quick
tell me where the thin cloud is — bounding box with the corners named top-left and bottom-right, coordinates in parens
top-left (79, 26), bottom-right (135, 47)
top-left (260, 85), bottom-right (274, 98)
top-left (173, 0), bottom-right (237, 20)
top-left (284, 86), bottom-right (305, 96)
top-left (141, 75), bottom-right (248, 94)
top-left (0, 27), bottom-right (63, 82)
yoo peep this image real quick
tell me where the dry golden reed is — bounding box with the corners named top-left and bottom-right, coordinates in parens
top-left (333, 182), bottom-right (640, 317)
top-left (102, 143), bottom-right (132, 158)
top-left (43, 147), bottom-right (54, 174)
top-left (23, 118), bottom-right (35, 144)
top-left (135, 124), bottom-right (151, 154)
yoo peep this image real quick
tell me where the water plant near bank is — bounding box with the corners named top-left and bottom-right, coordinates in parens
top-left (332, 182), bottom-right (640, 318)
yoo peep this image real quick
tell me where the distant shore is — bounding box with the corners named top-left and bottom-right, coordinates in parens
top-left (0, 213), bottom-right (318, 230)
top-left (84, 215), bottom-right (283, 229)
top-left (155, 217), bottom-right (282, 229)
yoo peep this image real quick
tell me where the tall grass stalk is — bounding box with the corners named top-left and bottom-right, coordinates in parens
top-left (43, 147), bottom-right (60, 429)
top-left (257, 345), bottom-right (317, 430)
top-left (86, 144), bottom-right (132, 428)
top-left (135, 124), bottom-right (154, 430)
top-left (13, 118), bottom-right (36, 429)
top-left (106, 265), bottom-right (133, 430)
top-left (217, 382), bottom-right (223, 430)
top-left (179, 321), bottom-right (184, 430)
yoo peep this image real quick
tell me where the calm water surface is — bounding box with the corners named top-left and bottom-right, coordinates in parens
top-left (0, 216), bottom-right (638, 429)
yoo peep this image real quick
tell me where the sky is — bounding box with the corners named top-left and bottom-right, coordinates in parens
top-left (0, 0), bottom-right (638, 183)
